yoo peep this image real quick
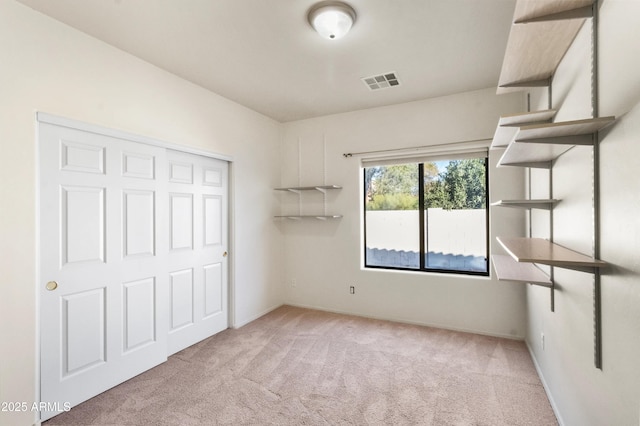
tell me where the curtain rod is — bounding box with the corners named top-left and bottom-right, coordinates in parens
top-left (342, 137), bottom-right (491, 158)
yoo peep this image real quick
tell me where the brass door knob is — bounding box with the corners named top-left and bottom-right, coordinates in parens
top-left (223, 251), bottom-right (228, 257)
top-left (46, 281), bottom-right (58, 291)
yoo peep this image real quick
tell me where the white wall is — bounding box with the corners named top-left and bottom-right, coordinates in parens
top-left (525, 1), bottom-right (640, 424)
top-left (0, 2), bottom-right (283, 425)
top-left (280, 87), bottom-right (527, 338)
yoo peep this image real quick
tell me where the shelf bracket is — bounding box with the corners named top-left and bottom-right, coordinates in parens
top-left (514, 5), bottom-right (593, 24)
top-left (498, 160), bottom-right (552, 169)
top-left (500, 119), bottom-right (553, 128)
top-left (499, 78), bottom-right (551, 89)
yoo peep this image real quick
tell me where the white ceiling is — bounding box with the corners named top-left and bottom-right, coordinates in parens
top-left (17, 0), bottom-right (516, 122)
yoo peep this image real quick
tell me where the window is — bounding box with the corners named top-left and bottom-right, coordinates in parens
top-left (364, 155), bottom-right (489, 276)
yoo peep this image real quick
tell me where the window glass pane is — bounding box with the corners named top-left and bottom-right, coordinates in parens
top-left (365, 164), bottom-right (420, 269)
top-left (363, 157), bottom-right (488, 276)
top-left (423, 159), bottom-right (488, 273)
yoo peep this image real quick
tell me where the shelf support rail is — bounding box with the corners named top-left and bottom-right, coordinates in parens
top-left (591, 0), bottom-right (602, 370)
top-left (549, 166), bottom-right (555, 312)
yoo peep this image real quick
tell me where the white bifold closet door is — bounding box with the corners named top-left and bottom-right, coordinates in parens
top-left (165, 149), bottom-right (228, 355)
top-left (39, 119), bottom-right (228, 421)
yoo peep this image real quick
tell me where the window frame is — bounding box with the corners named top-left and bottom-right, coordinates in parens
top-left (363, 158), bottom-right (490, 277)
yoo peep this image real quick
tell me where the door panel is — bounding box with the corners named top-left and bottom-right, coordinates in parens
top-left (170, 193), bottom-right (194, 250)
top-left (123, 190), bottom-right (156, 257)
top-left (123, 277), bottom-right (157, 352)
top-left (62, 288), bottom-right (106, 375)
top-left (169, 161), bottom-right (193, 183)
top-left (203, 167), bottom-right (223, 186)
top-left (61, 186), bottom-right (105, 265)
top-left (60, 140), bottom-right (105, 174)
top-left (203, 195), bottom-right (223, 246)
top-left (122, 151), bottom-right (155, 179)
top-left (204, 263), bottom-right (223, 317)
top-left (170, 268), bottom-right (194, 330)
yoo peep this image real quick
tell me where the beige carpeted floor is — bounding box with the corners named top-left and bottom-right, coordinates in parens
top-left (44, 305), bottom-right (557, 425)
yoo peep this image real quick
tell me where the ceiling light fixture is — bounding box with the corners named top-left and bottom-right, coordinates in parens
top-left (308, 1), bottom-right (356, 40)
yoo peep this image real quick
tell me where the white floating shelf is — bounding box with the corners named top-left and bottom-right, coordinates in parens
top-left (275, 215), bottom-right (342, 220)
top-left (498, 116), bottom-right (615, 168)
top-left (274, 185), bottom-right (342, 192)
top-left (515, 116), bottom-right (615, 142)
top-left (491, 199), bottom-right (559, 210)
top-left (491, 109), bottom-right (556, 149)
top-left (497, 237), bottom-right (606, 269)
top-left (275, 185), bottom-right (342, 220)
top-left (492, 254), bottom-right (552, 287)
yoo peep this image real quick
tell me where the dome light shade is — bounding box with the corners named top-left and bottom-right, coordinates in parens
top-left (308, 2), bottom-right (356, 40)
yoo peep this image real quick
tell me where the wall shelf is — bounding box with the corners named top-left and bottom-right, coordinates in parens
top-left (275, 184), bottom-right (341, 219)
top-left (497, 0), bottom-right (594, 94)
top-left (491, 109), bottom-right (557, 149)
top-left (275, 215), bottom-right (342, 220)
top-left (491, 254), bottom-right (552, 287)
top-left (498, 116), bottom-right (615, 168)
top-left (497, 237), bottom-right (606, 270)
top-left (274, 185), bottom-right (342, 192)
top-left (494, 0), bottom-right (611, 369)
top-left (491, 199), bottom-right (559, 210)
top-left (514, 4), bottom-right (593, 24)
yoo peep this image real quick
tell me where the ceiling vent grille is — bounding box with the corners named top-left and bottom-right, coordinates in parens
top-left (361, 72), bottom-right (400, 91)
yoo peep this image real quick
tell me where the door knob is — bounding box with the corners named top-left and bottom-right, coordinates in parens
top-left (46, 281), bottom-right (58, 291)
top-left (223, 251), bottom-right (228, 257)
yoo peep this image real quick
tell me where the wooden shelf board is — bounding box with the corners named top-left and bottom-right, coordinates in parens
top-left (516, 116), bottom-right (615, 141)
top-left (497, 0), bottom-right (593, 94)
top-left (497, 237), bottom-right (606, 269)
top-left (514, 4), bottom-right (592, 24)
top-left (498, 117), bottom-right (615, 166)
top-left (275, 185), bottom-right (342, 192)
top-left (491, 110), bottom-right (557, 149)
top-left (491, 199), bottom-right (559, 210)
top-left (275, 215), bottom-right (342, 220)
top-left (498, 142), bottom-right (571, 167)
top-left (492, 254), bottom-right (552, 287)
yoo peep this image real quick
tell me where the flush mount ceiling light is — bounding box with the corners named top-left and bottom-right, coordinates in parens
top-left (308, 1), bottom-right (356, 40)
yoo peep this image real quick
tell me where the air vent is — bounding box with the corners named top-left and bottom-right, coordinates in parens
top-left (361, 72), bottom-right (400, 91)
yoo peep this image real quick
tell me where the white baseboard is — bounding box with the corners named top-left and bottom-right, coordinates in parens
top-left (525, 340), bottom-right (565, 426)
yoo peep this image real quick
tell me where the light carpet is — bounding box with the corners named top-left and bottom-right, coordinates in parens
top-left (44, 305), bottom-right (557, 425)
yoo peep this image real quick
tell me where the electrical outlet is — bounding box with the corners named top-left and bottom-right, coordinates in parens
top-left (291, 279), bottom-right (297, 288)
top-left (541, 332), bottom-right (545, 350)
top-left (349, 286), bottom-right (355, 294)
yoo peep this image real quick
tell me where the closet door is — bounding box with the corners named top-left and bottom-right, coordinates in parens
top-left (166, 150), bottom-right (229, 355)
top-left (39, 122), bottom-right (169, 421)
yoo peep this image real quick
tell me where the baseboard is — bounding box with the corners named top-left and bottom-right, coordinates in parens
top-left (525, 340), bottom-right (565, 426)
top-left (232, 303), bottom-right (284, 329)
top-left (284, 302), bottom-right (524, 341)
